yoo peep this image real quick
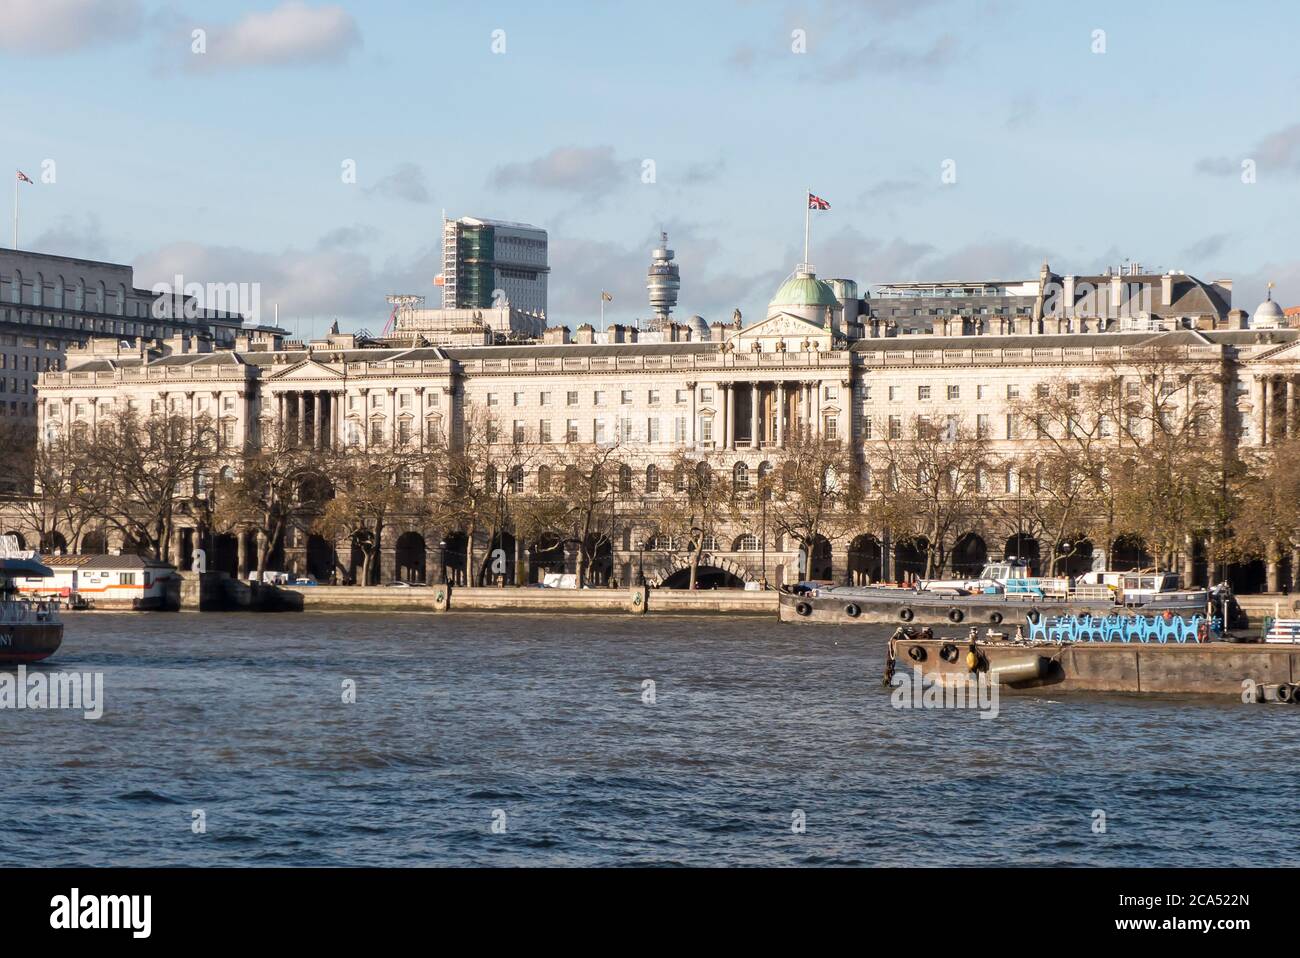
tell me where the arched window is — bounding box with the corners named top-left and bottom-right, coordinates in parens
top-left (12, 270), bottom-right (22, 304)
top-left (619, 463), bottom-right (632, 495)
top-left (537, 465), bottom-right (552, 494)
top-left (75, 279), bottom-right (84, 310)
top-left (645, 464), bottom-right (659, 494)
top-left (674, 464), bottom-right (687, 493)
top-left (733, 461), bottom-right (750, 492)
top-left (736, 533), bottom-right (760, 552)
top-left (117, 283), bottom-right (127, 315)
top-left (509, 466), bottom-right (524, 494)
top-left (484, 464), bottom-right (497, 491)
top-left (696, 461), bottom-right (711, 489)
top-left (782, 461), bottom-right (797, 492)
top-left (33, 273), bottom-right (42, 307)
top-left (565, 465), bottom-right (581, 494)
top-left (96, 281), bottom-right (105, 312)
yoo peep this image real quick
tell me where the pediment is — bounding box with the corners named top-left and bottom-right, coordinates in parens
top-left (1245, 337), bottom-right (1300, 364)
top-left (727, 312), bottom-right (832, 346)
top-left (267, 360), bottom-right (345, 381)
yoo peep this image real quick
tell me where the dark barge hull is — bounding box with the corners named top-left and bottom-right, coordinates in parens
top-left (0, 623), bottom-right (63, 664)
top-left (887, 634), bottom-right (1294, 696)
top-left (780, 587), bottom-right (1216, 627)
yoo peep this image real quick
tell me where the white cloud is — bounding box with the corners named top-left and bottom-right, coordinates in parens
top-left (490, 146), bottom-right (625, 196)
top-left (363, 163), bottom-right (433, 204)
top-left (0, 0), bottom-right (142, 55)
top-left (132, 230), bottom-right (436, 329)
top-left (188, 1), bottom-right (360, 71)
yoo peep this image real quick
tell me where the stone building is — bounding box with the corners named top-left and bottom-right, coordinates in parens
top-left (22, 266), bottom-right (1300, 592)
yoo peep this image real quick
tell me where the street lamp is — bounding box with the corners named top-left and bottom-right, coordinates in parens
top-left (637, 539), bottom-right (646, 586)
top-left (438, 539), bottom-right (447, 585)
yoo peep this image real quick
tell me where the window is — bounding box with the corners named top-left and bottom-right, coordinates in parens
top-left (889, 385), bottom-right (899, 402)
top-left (645, 465), bottom-right (659, 494)
top-left (540, 421), bottom-right (552, 443)
top-left (540, 391), bottom-right (552, 407)
top-left (513, 420), bottom-right (525, 443)
top-left (487, 392), bottom-right (499, 407)
top-left (369, 422), bottom-right (383, 445)
top-left (566, 391), bottom-right (578, 406)
top-left (1006, 384), bottom-right (1020, 400)
top-left (733, 462), bottom-right (750, 492)
top-left (675, 389), bottom-right (688, 404)
top-left (861, 384), bottom-right (872, 401)
top-left (863, 415), bottom-right (873, 440)
top-left (1036, 383), bottom-right (1050, 399)
top-left (513, 391), bottom-right (524, 407)
top-left (566, 419), bottom-right (579, 443)
top-left (594, 390), bottom-right (605, 406)
top-left (824, 385), bottom-right (838, 401)
top-left (737, 534), bottom-right (759, 552)
top-left (673, 416), bottom-right (687, 442)
top-left (120, 573), bottom-right (137, 586)
top-left (621, 390), bottom-right (632, 405)
top-left (648, 389), bottom-right (660, 405)
top-left (398, 421), bottom-right (412, 446)
top-left (594, 420), bottom-right (607, 444)
top-left (918, 385), bottom-right (931, 401)
top-left (1067, 383), bottom-right (1081, 399)
top-left (399, 393), bottom-right (412, 409)
top-left (700, 387), bottom-right (713, 403)
top-left (1006, 413), bottom-right (1017, 439)
top-left (888, 415), bottom-right (902, 440)
top-left (947, 385), bottom-right (960, 400)
top-left (825, 416), bottom-right (838, 440)
top-left (371, 393), bottom-right (382, 408)
top-left (976, 414), bottom-right (990, 438)
top-left (976, 385), bottom-right (987, 401)
top-left (700, 417), bottom-right (713, 442)
top-left (647, 417), bottom-right (660, 442)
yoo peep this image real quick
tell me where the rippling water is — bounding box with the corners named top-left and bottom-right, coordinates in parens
top-left (2, 611), bottom-right (1296, 866)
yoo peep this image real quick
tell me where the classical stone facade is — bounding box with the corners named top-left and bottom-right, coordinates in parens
top-left (18, 265), bottom-right (1300, 591)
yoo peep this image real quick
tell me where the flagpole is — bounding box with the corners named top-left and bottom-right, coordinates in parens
top-left (803, 187), bottom-right (810, 269)
top-left (600, 293), bottom-right (605, 332)
top-left (12, 174), bottom-right (17, 250)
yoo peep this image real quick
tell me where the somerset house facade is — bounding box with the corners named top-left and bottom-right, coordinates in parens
top-left (28, 262), bottom-right (1300, 592)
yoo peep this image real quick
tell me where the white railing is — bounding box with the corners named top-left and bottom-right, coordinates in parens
top-left (0, 598), bottom-right (61, 625)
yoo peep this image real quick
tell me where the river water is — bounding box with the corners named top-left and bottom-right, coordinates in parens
top-left (2, 612), bottom-right (1296, 867)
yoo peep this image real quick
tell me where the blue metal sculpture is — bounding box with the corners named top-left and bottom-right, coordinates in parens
top-left (1026, 613), bottom-right (1210, 644)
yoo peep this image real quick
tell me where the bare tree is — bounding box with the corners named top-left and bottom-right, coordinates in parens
top-left (71, 408), bottom-right (217, 561)
top-left (874, 414), bottom-right (991, 577)
top-left (211, 422), bottom-right (327, 582)
top-left (648, 448), bottom-right (729, 590)
top-left (762, 431), bottom-right (863, 582)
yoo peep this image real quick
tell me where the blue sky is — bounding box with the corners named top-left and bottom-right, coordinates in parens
top-left (4, 0), bottom-right (1300, 334)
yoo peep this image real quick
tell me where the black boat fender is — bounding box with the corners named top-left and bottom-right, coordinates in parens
top-left (845, 603), bottom-right (861, 618)
top-left (907, 645), bottom-right (926, 662)
top-left (795, 601), bottom-right (813, 617)
top-left (899, 607), bottom-right (914, 622)
top-left (939, 642), bottom-right (960, 663)
top-left (1026, 608), bottom-right (1041, 625)
top-left (947, 607), bottom-right (964, 624)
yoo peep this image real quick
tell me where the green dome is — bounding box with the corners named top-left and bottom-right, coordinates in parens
top-left (768, 271), bottom-right (841, 308)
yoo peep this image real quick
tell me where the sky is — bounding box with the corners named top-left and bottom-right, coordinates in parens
top-left (3, 0), bottom-right (1300, 336)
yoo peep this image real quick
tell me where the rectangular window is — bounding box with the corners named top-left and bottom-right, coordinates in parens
top-left (513, 391), bottom-right (524, 407)
top-left (398, 421), bottom-right (412, 445)
top-left (700, 418), bottom-right (713, 442)
top-left (540, 421), bottom-right (552, 443)
top-left (566, 419), bottom-right (579, 443)
top-left (889, 386), bottom-right (899, 402)
top-left (976, 385), bottom-right (987, 401)
top-left (947, 385), bottom-right (959, 400)
top-left (676, 389), bottom-right (687, 404)
top-left (1037, 383), bottom-right (1050, 399)
top-left (861, 384), bottom-right (872, 401)
top-left (648, 417), bottom-right (660, 442)
top-left (621, 390), bottom-right (632, 405)
top-left (567, 391), bottom-right (578, 406)
top-left (825, 416), bottom-right (838, 440)
top-left (399, 393), bottom-right (412, 409)
top-left (1006, 384), bottom-right (1020, 400)
top-left (487, 392), bottom-right (499, 407)
top-left (977, 414), bottom-right (989, 438)
top-left (593, 390), bottom-right (605, 406)
top-left (674, 416), bottom-right (687, 442)
top-left (648, 389), bottom-right (660, 406)
top-left (863, 415), bottom-right (873, 440)
top-left (1067, 383), bottom-right (1081, 399)
top-left (824, 385), bottom-right (838, 401)
top-left (594, 420), bottom-right (607, 444)
top-left (700, 387), bottom-right (713, 403)
top-left (540, 391), bottom-right (552, 407)
top-left (888, 415), bottom-right (902, 440)
top-left (918, 385), bottom-right (931, 401)
top-left (513, 420), bottom-right (525, 443)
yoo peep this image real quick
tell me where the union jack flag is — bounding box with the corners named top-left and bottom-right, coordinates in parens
top-left (16, 170), bottom-right (33, 184)
top-left (807, 192), bottom-right (830, 210)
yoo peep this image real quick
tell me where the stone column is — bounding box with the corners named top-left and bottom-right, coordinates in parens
top-left (1287, 377), bottom-right (1295, 438)
top-left (1265, 376), bottom-right (1276, 445)
top-left (688, 382), bottom-right (697, 446)
top-left (293, 391), bottom-right (304, 446)
top-left (750, 384), bottom-right (760, 448)
top-left (312, 390), bottom-right (323, 448)
top-left (724, 384), bottom-right (735, 450)
top-left (1254, 376), bottom-right (1267, 445)
top-left (776, 382), bottom-right (786, 449)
